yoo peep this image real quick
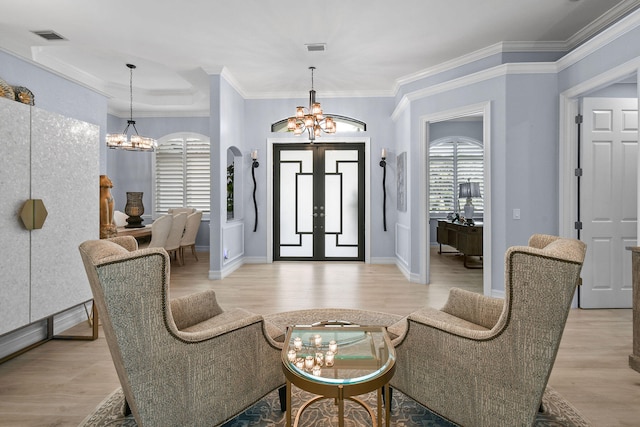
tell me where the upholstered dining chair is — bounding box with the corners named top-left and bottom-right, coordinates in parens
top-left (180, 210), bottom-right (202, 264)
top-left (78, 236), bottom-right (284, 427)
top-left (147, 214), bottom-right (172, 249)
top-left (164, 212), bottom-right (187, 265)
top-left (168, 207), bottom-right (196, 215)
top-left (391, 234), bottom-right (586, 427)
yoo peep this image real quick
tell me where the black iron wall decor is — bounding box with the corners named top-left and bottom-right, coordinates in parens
top-left (251, 150), bottom-right (259, 232)
top-left (380, 148), bottom-right (387, 232)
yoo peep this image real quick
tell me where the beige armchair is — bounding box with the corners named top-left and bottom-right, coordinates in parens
top-left (78, 237), bottom-right (284, 427)
top-left (391, 234), bottom-right (586, 427)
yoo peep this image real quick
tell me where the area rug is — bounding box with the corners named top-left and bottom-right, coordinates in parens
top-left (79, 386), bottom-right (591, 426)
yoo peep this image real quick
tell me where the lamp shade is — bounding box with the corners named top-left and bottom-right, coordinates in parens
top-left (459, 181), bottom-right (481, 198)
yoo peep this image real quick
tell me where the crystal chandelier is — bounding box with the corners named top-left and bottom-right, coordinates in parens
top-left (106, 64), bottom-right (157, 152)
top-left (287, 66), bottom-right (336, 142)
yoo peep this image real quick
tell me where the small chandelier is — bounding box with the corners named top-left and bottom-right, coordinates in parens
top-left (106, 64), bottom-right (156, 152)
top-left (287, 66), bottom-right (336, 142)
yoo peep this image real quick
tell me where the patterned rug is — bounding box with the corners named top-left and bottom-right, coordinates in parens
top-left (79, 386), bottom-right (591, 426)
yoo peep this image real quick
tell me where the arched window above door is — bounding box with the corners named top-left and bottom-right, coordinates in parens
top-left (271, 115), bottom-right (367, 133)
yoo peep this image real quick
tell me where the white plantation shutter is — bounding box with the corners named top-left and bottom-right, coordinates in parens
top-left (155, 136), bottom-right (210, 215)
top-left (429, 137), bottom-right (483, 215)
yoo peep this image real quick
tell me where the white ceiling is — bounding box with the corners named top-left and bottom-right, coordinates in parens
top-left (0, 0), bottom-right (638, 117)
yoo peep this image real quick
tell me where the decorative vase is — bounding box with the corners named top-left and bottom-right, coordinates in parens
top-left (124, 192), bottom-right (145, 228)
top-left (99, 175), bottom-right (117, 238)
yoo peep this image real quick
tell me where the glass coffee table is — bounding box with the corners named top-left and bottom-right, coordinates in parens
top-left (281, 323), bottom-right (396, 427)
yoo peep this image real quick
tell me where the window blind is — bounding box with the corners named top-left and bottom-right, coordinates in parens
top-left (155, 136), bottom-right (210, 215)
top-left (429, 138), bottom-right (483, 214)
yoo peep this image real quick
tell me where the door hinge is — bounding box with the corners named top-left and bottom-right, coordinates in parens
top-left (575, 114), bottom-right (583, 124)
top-left (574, 221), bottom-right (583, 230)
top-left (575, 168), bottom-right (583, 177)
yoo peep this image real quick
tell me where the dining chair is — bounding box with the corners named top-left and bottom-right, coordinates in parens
top-left (147, 214), bottom-right (172, 249)
top-left (164, 212), bottom-right (187, 265)
top-left (179, 210), bottom-right (203, 263)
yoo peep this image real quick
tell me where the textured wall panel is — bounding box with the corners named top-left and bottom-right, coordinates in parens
top-left (0, 97), bottom-right (31, 335)
top-left (30, 107), bottom-right (99, 321)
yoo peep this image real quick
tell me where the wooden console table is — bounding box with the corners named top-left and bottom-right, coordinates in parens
top-left (437, 220), bottom-right (483, 268)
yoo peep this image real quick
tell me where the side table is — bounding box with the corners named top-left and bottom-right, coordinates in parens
top-left (281, 324), bottom-right (396, 427)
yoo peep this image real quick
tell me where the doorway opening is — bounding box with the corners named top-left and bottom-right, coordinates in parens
top-left (420, 102), bottom-right (492, 295)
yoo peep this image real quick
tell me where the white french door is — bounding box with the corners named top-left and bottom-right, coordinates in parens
top-left (580, 97), bottom-right (638, 308)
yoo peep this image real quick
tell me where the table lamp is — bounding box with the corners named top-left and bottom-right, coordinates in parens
top-left (459, 179), bottom-right (481, 219)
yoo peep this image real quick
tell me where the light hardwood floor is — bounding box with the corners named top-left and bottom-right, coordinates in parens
top-left (0, 248), bottom-right (637, 426)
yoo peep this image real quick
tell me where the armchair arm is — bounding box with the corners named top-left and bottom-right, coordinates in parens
top-left (440, 288), bottom-right (504, 329)
top-left (108, 236), bottom-right (139, 252)
top-left (172, 307), bottom-right (265, 342)
top-left (170, 289), bottom-right (224, 330)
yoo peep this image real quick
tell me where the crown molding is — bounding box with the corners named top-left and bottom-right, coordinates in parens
top-left (391, 62), bottom-right (557, 120)
top-left (558, 5), bottom-right (640, 71)
top-left (564, 0), bottom-right (640, 49)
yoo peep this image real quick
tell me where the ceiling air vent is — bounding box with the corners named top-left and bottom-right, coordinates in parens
top-left (31, 30), bottom-right (67, 41)
top-left (306, 43), bottom-right (326, 52)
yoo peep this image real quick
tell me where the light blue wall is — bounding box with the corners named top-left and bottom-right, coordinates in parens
top-left (217, 75), bottom-right (246, 272)
top-left (106, 114), bottom-right (210, 246)
top-left (0, 49), bottom-right (108, 173)
top-left (243, 95), bottom-right (396, 260)
top-left (5, 10), bottom-right (640, 288)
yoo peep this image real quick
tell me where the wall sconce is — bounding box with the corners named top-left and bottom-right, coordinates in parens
top-left (251, 150), bottom-right (259, 232)
top-left (380, 148), bottom-right (387, 232)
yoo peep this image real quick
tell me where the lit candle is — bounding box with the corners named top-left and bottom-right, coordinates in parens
top-left (328, 340), bottom-right (338, 353)
top-left (312, 365), bottom-right (322, 376)
top-left (381, 148), bottom-right (387, 158)
top-left (295, 359), bottom-right (304, 369)
top-left (304, 355), bottom-right (314, 370)
top-left (325, 351), bottom-right (335, 367)
top-left (313, 334), bottom-right (322, 347)
top-left (287, 349), bottom-right (297, 362)
top-left (293, 337), bottom-right (302, 351)
top-left (315, 352), bottom-right (324, 366)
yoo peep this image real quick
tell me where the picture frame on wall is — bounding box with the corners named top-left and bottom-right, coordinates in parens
top-left (397, 151), bottom-right (407, 212)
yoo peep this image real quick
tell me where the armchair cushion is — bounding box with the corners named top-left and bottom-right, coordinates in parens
top-left (440, 287), bottom-right (504, 329)
top-left (170, 289), bottom-right (224, 330)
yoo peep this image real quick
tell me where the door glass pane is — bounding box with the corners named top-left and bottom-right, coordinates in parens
top-left (279, 150), bottom-right (313, 257)
top-left (325, 149), bottom-right (358, 258)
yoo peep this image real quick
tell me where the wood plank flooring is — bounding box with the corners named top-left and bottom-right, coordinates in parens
top-left (0, 248), bottom-right (637, 426)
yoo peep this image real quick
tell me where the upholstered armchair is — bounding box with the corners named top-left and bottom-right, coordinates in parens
top-left (78, 237), bottom-right (284, 427)
top-left (391, 234), bottom-right (586, 427)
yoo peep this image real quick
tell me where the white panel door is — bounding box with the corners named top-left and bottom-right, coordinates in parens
top-left (580, 97), bottom-right (637, 308)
